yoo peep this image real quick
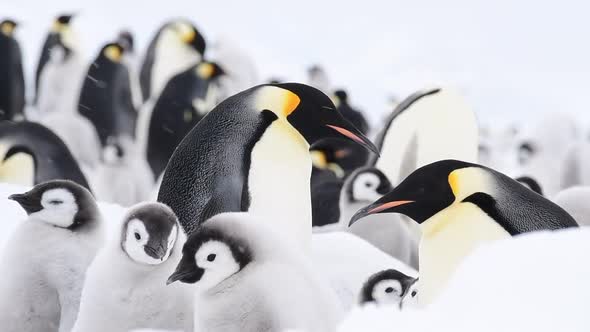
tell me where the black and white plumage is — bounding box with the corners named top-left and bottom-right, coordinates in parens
top-left (0, 180), bottom-right (103, 332)
top-left (0, 121), bottom-right (90, 189)
top-left (360, 269), bottom-right (418, 309)
top-left (157, 83), bottom-right (378, 251)
top-left (167, 212), bottom-right (343, 332)
top-left (72, 202), bottom-right (192, 332)
top-left (0, 19), bottom-right (25, 121)
top-left (78, 42), bottom-right (136, 146)
top-left (35, 14), bottom-right (85, 114)
top-left (145, 61), bottom-right (225, 178)
top-left (351, 159), bottom-right (578, 304)
top-left (139, 19), bottom-right (206, 101)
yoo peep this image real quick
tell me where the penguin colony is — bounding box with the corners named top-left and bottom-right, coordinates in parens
top-left (0, 12), bottom-right (586, 332)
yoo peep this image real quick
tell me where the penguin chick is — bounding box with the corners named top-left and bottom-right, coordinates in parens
top-left (351, 159), bottom-right (578, 305)
top-left (91, 136), bottom-right (154, 206)
top-left (0, 180), bottom-right (103, 332)
top-left (359, 269), bottom-right (418, 309)
top-left (72, 202), bottom-right (192, 332)
top-left (339, 167), bottom-right (419, 268)
top-left (167, 212), bottom-right (343, 332)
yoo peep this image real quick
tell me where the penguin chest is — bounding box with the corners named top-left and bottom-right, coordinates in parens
top-left (419, 203), bottom-right (510, 305)
top-left (247, 120), bottom-right (312, 249)
top-left (0, 148), bottom-right (34, 186)
top-left (152, 32), bottom-right (199, 98)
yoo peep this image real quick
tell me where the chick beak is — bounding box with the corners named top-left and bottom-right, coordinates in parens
top-left (167, 255), bottom-right (204, 285)
top-left (8, 193), bottom-right (36, 212)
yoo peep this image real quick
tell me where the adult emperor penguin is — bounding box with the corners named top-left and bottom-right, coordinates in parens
top-left (359, 269), bottom-right (418, 309)
top-left (0, 121), bottom-right (91, 189)
top-left (139, 19), bottom-right (206, 101)
top-left (0, 19), bottom-right (25, 120)
top-left (35, 14), bottom-right (85, 113)
top-left (117, 30), bottom-right (143, 109)
top-left (158, 83), bottom-right (378, 250)
top-left (370, 87), bottom-right (478, 184)
top-left (145, 61), bottom-right (225, 178)
top-left (72, 202), bottom-right (192, 332)
top-left (0, 180), bottom-right (103, 332)
top-left (167, 212), bottom-right (343, 332)
top-left (78, 42), bottom-right (136, 145)
top-left (350, 159), bottom-right (578, 305)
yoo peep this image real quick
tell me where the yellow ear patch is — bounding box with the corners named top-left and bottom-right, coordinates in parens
top-left (448, 170), bottom-right (460, 198)
top-left (254, 86), bottom-right (301, 118)
top-left (310, 150), bottom-right (328, 168)
top-left (196, 63), bottom-right (214, 79)
top-left (104, 45), bottom-right (122, 62)
top-left (176, 22), bottom-right (196, 43)
top-left (447, 167), bottom-right (490, 202)
top-left (1, 22), bottom-right (15, 36)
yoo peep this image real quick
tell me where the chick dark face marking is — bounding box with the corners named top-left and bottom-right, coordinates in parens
top-left (345, 167), bottom-right (393, 204)
top-left (122, 203), bottom-right (179, 265)
top-left (360, 269), bottom-right (417, 307)
top-left (8, 180), bottom-right (97, 230)
top-left (167, 226), bottom-right (251, 287)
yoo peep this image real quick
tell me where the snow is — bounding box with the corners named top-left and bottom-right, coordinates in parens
top-left (339, 228), bottom-right (590, 332)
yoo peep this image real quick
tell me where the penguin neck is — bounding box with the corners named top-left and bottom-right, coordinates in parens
top-left (246, 119), bottom-right (312, 252)
top-left (418, 202), bottom-right (510, 306)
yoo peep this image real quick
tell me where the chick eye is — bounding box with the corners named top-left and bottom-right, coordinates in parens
top-left (385, 287), bottom-right (394, 294)
top-left (134, 232), bottom-right (141, 240)
top-left (49, 199), bottom-right (63, 205)
top-left (411, 290), bottom-right (417, 297)
top-left (207, 254), bottom-right (216, 262)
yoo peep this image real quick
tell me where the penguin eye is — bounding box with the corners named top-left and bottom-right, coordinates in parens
top-left (49, 199), bottom-right (63, 205)
top-left (365, 182), bottom-right (373, 188)
top-left (385, 287), bottom-right (394, 294)
top-left (134, 232), bottom-right (141, 241)
top-left (207, 254), bottom-right (216, 262)
top-left (411, 290), bottom-right (417, 297)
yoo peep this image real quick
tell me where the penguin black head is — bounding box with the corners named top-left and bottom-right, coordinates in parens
top-left (99, 42), bottom-right (124, 63)
top-left (310, 143), bottom-right (349, 178)
top-left (265, 83), bottom-right (379, 154)
top-left (343, 167), bottom-right (393, 205)
top-left (56, 14), bottom-right (74, 25)
top-left (8, 180), bottom-right (98, 230)
top-left (0, 19), bottom-right (17, 37)
top-left (167, 215), bottom-right (252, 287)
top-left (360, 269), bottom-right (418, 307)
top-left (333, 89), bottom-right (348, 104)
top-left (515, 176), bottom-right (543, 196)
top-left (194, 61), bottom-right (225, 80)
top-left (117, 30), bottom-right (134, 53)
top-left (350, 159), bottom-right (577, 233)
top-left (121, 202), bottom-right (179, 265)
top-left (350, 160), bottom-right (473, 225)
top-left (171, 21), bottom-right (206, 56)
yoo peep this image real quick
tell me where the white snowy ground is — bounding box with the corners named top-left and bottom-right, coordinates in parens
top-left (1, 182), bottom-right (589, 331)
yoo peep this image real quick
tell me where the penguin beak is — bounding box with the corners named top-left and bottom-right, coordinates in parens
top-left (325, 124), bottom-right (380, 156)
top-left (8, 193), bottom-right (37, 213)
top-left (167, 255), bottom-right (204, 285)
top-left (349, 195), bottom-right (414, 226)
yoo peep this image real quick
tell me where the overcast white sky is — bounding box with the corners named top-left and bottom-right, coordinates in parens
top-left (3, 0), bottom-right (589, 125)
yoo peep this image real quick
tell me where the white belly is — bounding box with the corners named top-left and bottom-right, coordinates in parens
top-left (247, 120), bottom-right (312, 251)
top-left (419, 203), bottom-right (510, 305)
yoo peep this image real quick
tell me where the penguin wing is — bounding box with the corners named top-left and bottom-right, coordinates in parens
top-left (112, 65), bottom-right (137, 138)
top-left (11, 40), bottom-right (25, 118)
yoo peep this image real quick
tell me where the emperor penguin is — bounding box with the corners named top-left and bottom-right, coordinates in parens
top-left (370, 87), bottom-right (478, 184)
top-left (91, 136), bottom-right (154, 206)
top-left (36, 14), bottom-right (85, 114)
top-left (157, 83), bottom-right (378, 251)
top-left (0, 19), bottom-right (25, 120)
top-left (350, 159), bottom-right (578, 305)
top-left (72, 202), bottom-right (192, 332)
top-left (332, 89), bottom-right (368, 134)
top-left (117, 30), bottom-right (143, 109)
top-left (0, 121), bottom-right (91, 189)
top-left (144, 61), bottom-right (226, 178)
top-left (359, 269), bottom-right (418, 309)
top-left (139, 19), bottom-right (206, 101)
top-left (0, 180), bottom-right (103, 332)
top-left (167, 212), bottom-right (343, 332)
top-left (78, 42), bottom-right (136, 145)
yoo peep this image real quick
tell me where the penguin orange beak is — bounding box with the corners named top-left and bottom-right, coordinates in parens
top-left (325, 125), bottom-right (379, 155)
top-left (350, 197), bottom-right (414, 226)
